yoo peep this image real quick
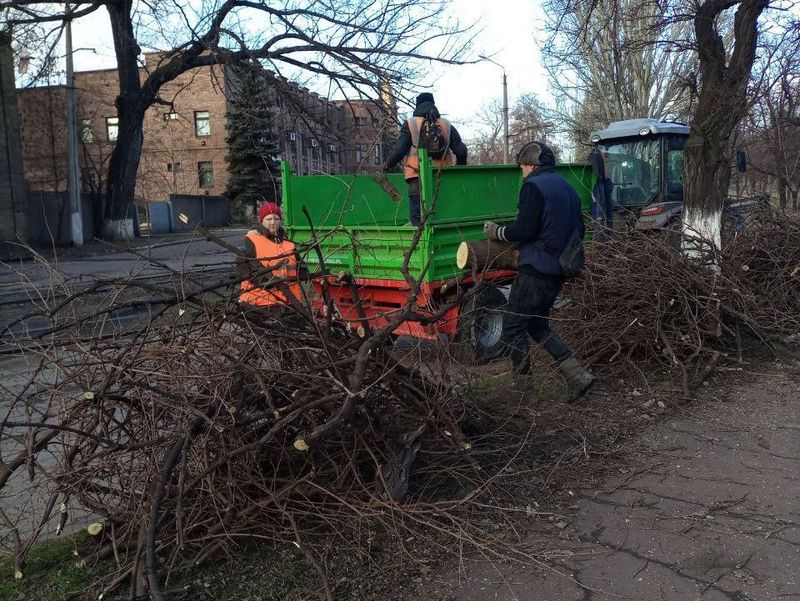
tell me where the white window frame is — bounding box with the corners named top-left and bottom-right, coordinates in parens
top-left (106, 117), bottom-right (119, 142)
top-left (194, 111), bottom-right (211, 137)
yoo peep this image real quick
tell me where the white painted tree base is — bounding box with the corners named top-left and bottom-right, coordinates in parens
top-left (681, 207), bottom-right (721, 270)
top-left (102, 218), bottom-right (134, 241)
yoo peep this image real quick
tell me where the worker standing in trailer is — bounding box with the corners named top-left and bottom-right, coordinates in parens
top-left (383, 92), bottom-right (468, 226)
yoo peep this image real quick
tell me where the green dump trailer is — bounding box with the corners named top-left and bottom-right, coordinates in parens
top-left (283, 152), bottom-right (594, 358)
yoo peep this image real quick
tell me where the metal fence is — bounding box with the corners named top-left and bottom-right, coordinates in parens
top-left (25, 191), bottom-right (96, 245)
top-left (170, 194), bottom-right (231, 231)
top-left (22, 191), bottom-right (229, 244)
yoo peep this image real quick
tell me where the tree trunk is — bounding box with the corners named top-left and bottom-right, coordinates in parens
top-left (683, 134), bottom-right (727, 256)
top-left (778, 180), bottom-right (787, 209)
top-left (681, 0), bottom-right (769, 260)
top-left (103, 0), bottom-right (146, 240)
top-left (103, 108), bottom-right (144, 240)
top-left (456, 240), bottom-right (518, 271)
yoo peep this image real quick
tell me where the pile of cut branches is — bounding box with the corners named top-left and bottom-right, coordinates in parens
top-left (3, 212), bottom-right (798, 600)
top-left (559, 214), bottom-right (800, 392)
top-left (0, 227), bottom-right (518, 601)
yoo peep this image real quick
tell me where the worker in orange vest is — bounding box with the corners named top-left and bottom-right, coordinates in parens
top-left (239, 202), bottom-right (303, 307)
top-left (383, 93), bottom-right (468, 226)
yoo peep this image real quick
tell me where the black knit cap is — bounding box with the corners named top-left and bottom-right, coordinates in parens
top-left (416, 92), bottom-right (435, 106)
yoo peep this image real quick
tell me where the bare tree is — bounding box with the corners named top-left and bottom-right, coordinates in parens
top-left (681, 0), bottom-right (769, 256)
top-left (468, 99), bottom-right (505, 164)
top-left (744, 25), bottom-right (800, 210)
top-left (468, 93), bottom-right (556, 164)
top-left (541, 0), bottom-right (697, 146)
top-left (3, 0), bottom-right (471, 239)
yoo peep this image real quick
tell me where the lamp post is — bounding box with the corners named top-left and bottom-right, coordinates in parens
top-left (65, 1), bottom-right (83, 245)
top-left (479, 55), bottom-right (509, 164)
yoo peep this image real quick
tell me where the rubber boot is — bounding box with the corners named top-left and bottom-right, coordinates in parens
top-left (558, 357), bottom-right (595, 402)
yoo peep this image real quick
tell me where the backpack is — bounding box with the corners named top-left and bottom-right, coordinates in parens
top-left (416, 116), bottom-right (449, 160)
top-left (557, 228), bottom-right (585, 278)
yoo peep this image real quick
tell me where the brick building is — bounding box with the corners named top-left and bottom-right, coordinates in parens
top-left (17, 54), bottom-right (397, 205)
top-left (1, 31), bottom-right (27, 243)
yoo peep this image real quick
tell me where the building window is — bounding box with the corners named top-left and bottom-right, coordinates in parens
top-left (194, 111), bottom-right (210, 137)
top-left (289, 131), bottom-right (297, 141)
top-left (198, 161), bottom-right (214, 188)
top-left (80, 118), bottom-right (93, 143)
top-left (167, 162), bottom-right (182, 173)
top-left (164, 111), bottom-right (179, 122)
top-left (373, 145), bottom-right (381, 165)
top-left (355, 144), bottom-right (364, 162)
top-left (106, 117), bottom-right (119, 142)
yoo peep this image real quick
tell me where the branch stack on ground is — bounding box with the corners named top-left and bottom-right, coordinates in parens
top-left (559, 215), bottom-right (800, 393)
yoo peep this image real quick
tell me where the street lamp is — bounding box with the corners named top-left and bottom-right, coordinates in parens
top-left (479, 55), bottom-right (509, 164)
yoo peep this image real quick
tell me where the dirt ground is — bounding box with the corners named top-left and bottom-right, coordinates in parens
top-left (424, 362), bottom-right (800, 601)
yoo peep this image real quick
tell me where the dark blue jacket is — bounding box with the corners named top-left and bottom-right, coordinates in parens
top-left (496, 167), bottom-right (584, 277)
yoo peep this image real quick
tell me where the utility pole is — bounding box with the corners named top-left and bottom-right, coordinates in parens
top-left (480, 55), bottom-right (509, 164)
top-left (501, 70), bottom-right (509, 164)
top-left (65, 1), bottom-right (83, 245)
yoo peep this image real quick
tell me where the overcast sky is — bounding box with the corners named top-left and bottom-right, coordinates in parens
top-left (62, 0), bottom-right (550, 141)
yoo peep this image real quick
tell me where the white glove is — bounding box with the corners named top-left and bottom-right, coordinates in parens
top-left (484, 221), bottom-right (501, 240)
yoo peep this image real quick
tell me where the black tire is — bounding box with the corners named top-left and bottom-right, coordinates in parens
top-left (455, 285), bottom-right (507, 362)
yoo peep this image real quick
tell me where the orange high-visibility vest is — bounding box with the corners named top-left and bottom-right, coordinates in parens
top-left (403, 116), bottom-right (456, 181)
top-left (239, 231), bottom-right (302, 306)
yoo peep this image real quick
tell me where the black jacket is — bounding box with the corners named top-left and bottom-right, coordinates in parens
top-left (495, 167), bottom-right (584, 277)
top-left (383, 101), bottom-right (468, 171)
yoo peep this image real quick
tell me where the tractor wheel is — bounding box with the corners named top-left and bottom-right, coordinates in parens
top-left (454, 285), bottom-right (507, 363)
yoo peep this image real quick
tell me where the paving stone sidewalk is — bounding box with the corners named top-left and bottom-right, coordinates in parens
top-left (429, 365), bottom-right (800, 601)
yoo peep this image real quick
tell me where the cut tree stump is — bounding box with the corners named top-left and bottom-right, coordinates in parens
top-left (456, 240), bottom-right (518, 271)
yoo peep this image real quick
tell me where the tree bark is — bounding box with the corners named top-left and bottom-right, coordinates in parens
top-left (104, 0), bottom-right (146, 240)
top-left (778, 180), bottom-right (787, 209)
top-left (456, 240), bottom-right (518, 271)
top-left (682, 0), bottom-right (769, 259)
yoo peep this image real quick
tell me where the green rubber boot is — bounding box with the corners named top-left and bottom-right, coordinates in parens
top-left (558, 357), bottom-right (596, 402)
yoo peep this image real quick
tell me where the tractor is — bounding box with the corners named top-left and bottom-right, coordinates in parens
top-left (589, 118), bottom-right (761, 232)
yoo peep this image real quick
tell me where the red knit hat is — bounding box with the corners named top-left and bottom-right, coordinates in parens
top-left (258, 202), bottom-right (282, 222)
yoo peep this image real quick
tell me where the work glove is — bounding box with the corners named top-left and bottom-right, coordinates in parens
top-left (484, 221), bottom-right (501, 241)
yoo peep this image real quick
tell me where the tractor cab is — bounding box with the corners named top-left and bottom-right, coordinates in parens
top-left (590, 118), bottom-right (689, 228)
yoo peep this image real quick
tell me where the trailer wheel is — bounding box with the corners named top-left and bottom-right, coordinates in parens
top-left (455, 285), bottom-right (507, 362)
